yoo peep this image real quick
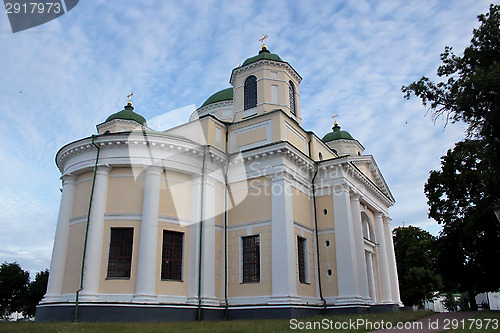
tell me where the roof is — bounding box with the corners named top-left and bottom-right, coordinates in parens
top-left (200, 88), bottom-right (233, 108)
top-left (105, 104), bottom-right (147, 125)
top-left (242, 48), bottom-right (284, 66)
top-left (322, 123), bottom-right (354, 142)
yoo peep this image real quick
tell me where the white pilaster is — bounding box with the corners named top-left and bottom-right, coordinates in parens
top-left (187, 176), bottom-right (201, 304)
top-left (333, 184), bottom-right (361, 304)
top-left (200, 178), bottom-right (217, 305)
top-left (350, 194), bottom-right (370, 301)
top-left (374, 212), bottom-right (392, 303)
top-left (134, 166), bottom-right (162, 302)
top-left (366, 251), bottom-right (377, 303)
top-left (383, 217), bottom-right (402, 305)
top-left (44, 174), bottom-right (77, 302)
top-left (270, 173), bottom-right (297, 303)
top-left (79, 166), bottom-right (111, 301)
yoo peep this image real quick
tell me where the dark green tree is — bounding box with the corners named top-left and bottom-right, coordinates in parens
top-left (0, 262), bottom-right (29, 319)
top-left (22, 269), bottom-right (49, 318)
top-left (392, 226), bottom-right (441, 307)
top-left (402, 4), bottom-right (500, 310)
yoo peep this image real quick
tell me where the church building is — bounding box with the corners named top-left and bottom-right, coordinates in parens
top-left (37, 44), bottom-right (402, 321)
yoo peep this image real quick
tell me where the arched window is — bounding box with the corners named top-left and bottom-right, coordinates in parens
top-left (361, 212), bottom-right (375, 242)
top-left (244, 76), bottom-right (257, 110)
top-left (289, 80), bottom-right (296, 116)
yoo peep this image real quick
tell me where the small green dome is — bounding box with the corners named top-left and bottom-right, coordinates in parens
top-left (106, 103), bottom-right (147, 125)
top-left (201, 88), bottom-right (233, 108)
top-left (322, 123), bottom-right (354, 142)
top-left (242, 47), bottom-right (283, 66)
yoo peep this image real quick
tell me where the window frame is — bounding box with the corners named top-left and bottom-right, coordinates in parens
top-left (106, 227), bottom-right (134, 280)
top-left (161, 230), bottom-right (184, 281)
top-left (244, 76), bottom-right (257, 110)
top-left (297, 236), bottom-right (309, 284)
top-left (289, 80), bottom-right (296, 116)
top-left (241, 235), bottom-right (260, 283)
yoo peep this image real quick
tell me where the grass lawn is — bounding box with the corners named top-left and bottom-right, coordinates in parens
top-left (448, 311), bottom-right (500, 333)
top-left (0, 310), bottom-right (432, 333)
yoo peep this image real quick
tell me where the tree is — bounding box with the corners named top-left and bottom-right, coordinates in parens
top-left (0, 262), bottom-right (29, 319)
top-left (392, 226), bottom-right (441, 307)
top-left (402, 4), bottom-right (500, 310)
top-left (22, 269), bottom-right (49, 318)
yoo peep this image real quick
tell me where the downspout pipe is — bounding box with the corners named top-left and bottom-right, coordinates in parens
top-left (197, 146), bottom-right (207, 321)
top-left (223, 122), bottom-right (230, 320)
top-left (75, 135), bottom-right (100, 322)
top-left (308, 133), bottom-right (327, 315)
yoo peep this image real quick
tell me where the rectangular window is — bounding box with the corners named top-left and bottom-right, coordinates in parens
top-left (298, 236), bottom-right (308, 284)
top-left (161, 230), bottom-right (184, 281)
top-left (106, 227), bottom-right (134, 279)
top-left (242, 235), bottom-right (260, 283)
top-left (271, 84), bottom-right (279, 104)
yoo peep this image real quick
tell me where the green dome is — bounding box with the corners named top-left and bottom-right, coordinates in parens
top-left (322, 123), bottom-right (354, 142)
top-left (201, 88), bottom-right (233, 108)
top-left (106, 104), bottom-right (147, 125)
top-left (242, 47), bottom-right (283, 66)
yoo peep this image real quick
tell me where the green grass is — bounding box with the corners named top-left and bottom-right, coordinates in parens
top-left (447, 311), bottom-right (500, 333)
top-left (0, 310), bottom-right (433, 333)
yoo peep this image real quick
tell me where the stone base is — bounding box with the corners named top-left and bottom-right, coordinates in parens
top-left (36, 302), bottom-right (400, 322)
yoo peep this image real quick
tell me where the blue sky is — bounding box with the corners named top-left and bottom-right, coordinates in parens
top-left (0, 0), bottom-right (492, 276)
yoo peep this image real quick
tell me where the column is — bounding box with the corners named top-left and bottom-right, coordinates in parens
top-left (44, 174), bottom-right (77, 302)
top-left (187, 176), bottom-right (202, 304)
top-left (79, 166), bottom-right (111, 301)
top-left (134, 166), bottom-right (162, 301)
top-left (270, 173), bottom-right (297, 302)
top-left (384, 217), bottom-right (402, 305)
top-left (366, 251), bottom-right (377, 303)
top-left (200, 178), bottom-right (217, 305)
top-left (333, 184), bottom-right (360, 303)
top-left (350, 194), bottom-right (370, 301)
top-left (374, 212), bottom-right (392, 303)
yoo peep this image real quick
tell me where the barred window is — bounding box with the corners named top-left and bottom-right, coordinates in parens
top-left (242, 235), bottom-right (260, 283)
top-left (298, 236), bottom-right (308, 284)
top-left (244, 76), bottom-right (257, 110)
top-left (106, 228), bottom-right (134, 279)
top-left (289, 80), bottom-right (296, 116)
top-left (161, 230), bottom-right (184, 281)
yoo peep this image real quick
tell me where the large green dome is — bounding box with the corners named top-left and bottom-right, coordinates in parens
top-left (106, 104), bottom-right (147, 125)
top-left (242, 47), bottom-right (283, 66)
top-left (322, 123), bottom-right (354, 142)
top-left (201, 88), bottom-right (233, 108)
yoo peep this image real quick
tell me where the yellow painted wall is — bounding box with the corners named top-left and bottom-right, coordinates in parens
top-left (227, 177), bottom-right (271, 225)
top-left (316, 195), bottom-right (334, 230)
top-left (159, 171), bottom-right (192, 220)
top-left (215, 228), bottom-right (223, 300)
top-left (227, 225), bottom-right (272, 297)
top-left (61, 222), bottom-right (86, 294)
top-left (310, 136), bottom-right (337, 161)
top-left (291, 187), bottom-right (313, 228)
top-left (106, 168), bottom-right (144, 214)
top-left (318, 231), bottom-right (338, 297)
top-left (236, 126), bottom-right (267, 148)
top-left (295, 229), bottom-right (316, 298)
top-left (99, 220), bottom-right (141, 294)
top-left (72, 172), bottom-right (93, 218)
top-left (155, 222), bottom-right (190, 296)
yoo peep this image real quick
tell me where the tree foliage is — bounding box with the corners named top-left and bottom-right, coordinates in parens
top-left (402, 4), bottom-right (500, 308)
top-left (0, 262), bottom-right (29, 319)
top-left (393, 226), bottom-right (441, 307)
top-left (22, 269), bottom-right (49, 318)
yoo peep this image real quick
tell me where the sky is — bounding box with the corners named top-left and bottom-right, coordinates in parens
top-left (0, 0), bottom-right (493, 277)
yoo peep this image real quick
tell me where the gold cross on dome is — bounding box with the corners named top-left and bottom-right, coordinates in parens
top-left (259, 34), bottom-right (268, 44)
top-left (332, 114), bottom-right (339, 126)
top-left (127, 92), bottom-right (133, 104)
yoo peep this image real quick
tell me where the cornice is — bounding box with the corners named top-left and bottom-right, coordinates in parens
top-left (230, 60), bottom-right (302, 85)
top-left (197, 100), bottom-right (233, 116)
